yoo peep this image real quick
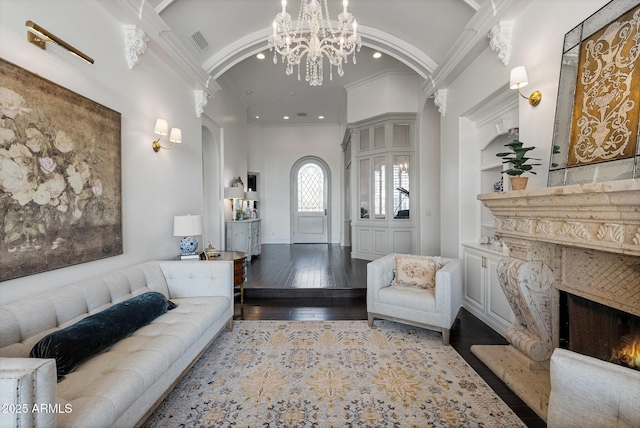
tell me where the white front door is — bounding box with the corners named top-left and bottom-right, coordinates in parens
top-left (292, 159), bottom-right (329, 243)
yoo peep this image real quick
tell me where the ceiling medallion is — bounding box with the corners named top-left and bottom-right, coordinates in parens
top-left (268, 0), bottom-right (362, 86)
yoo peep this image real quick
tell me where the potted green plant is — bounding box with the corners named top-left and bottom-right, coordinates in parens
top-left (496, 139), bottom-right (541, 190)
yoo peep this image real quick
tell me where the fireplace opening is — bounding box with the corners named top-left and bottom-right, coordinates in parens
top-left (560, 291), bottom-right (640, 371)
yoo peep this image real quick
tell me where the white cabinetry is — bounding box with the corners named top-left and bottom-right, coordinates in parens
top-left (462, 243), bottom-right (514, 337)
top-left (351, 114), bottom-right (417, 260)
top-left (226, 219), bottom-right (261, 261)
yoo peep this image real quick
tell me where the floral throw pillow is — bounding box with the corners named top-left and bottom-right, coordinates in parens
top-left (391, 254), bottom-right (441, 289)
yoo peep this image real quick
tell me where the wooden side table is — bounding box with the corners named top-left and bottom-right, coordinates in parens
top-left (205, 251), bottom-right (247, 304)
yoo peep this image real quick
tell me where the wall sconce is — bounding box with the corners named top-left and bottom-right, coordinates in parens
top-left (152, 119), bottom-right (182, 152)
top-left (25, 20), bottom-right (94, 65)
top-left (173, 214), bottom-right (203, 256)
top-left (224, 187), bottom-right (245, 220)
top-left (510, 66), bottom-right (542, 107)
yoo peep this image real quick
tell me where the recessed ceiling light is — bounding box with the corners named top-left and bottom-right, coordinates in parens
top-left (373, 52), bottom-right (382, 59)
top-left (256, 53), bottom-right (265, 59)
top-left (255, 115), bottom-right (260, 119)
top-left (318, 116), bottom-right (325, 119)
top-left (283, 116), bottom-right (290, 120)
top-left (245, 90), bottom-right (253, 95)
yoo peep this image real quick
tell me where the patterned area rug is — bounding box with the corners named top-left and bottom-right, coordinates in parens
top-left (144, 321), bottom-right (524, 427)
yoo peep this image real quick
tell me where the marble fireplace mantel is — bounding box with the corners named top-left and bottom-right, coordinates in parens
top-left (477, 179), bottom-right (640, 257)
top-left (471, 178), bottom-right (640, 421)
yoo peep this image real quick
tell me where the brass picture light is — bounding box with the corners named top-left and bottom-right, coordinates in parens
top-left (25, 20), bottom-right (94, 65)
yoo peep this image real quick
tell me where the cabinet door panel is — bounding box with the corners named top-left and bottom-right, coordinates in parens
top-left (232, 231), bottom-right (250, 253)
top-left (463, 251), bottom-right (485, 310)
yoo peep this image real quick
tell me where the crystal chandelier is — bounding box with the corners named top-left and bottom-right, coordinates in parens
top-left (268, 0), bottom-right (362, 86)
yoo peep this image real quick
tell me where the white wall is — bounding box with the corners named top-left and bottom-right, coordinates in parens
top-left (440, 0), bottom-right (610, 258)
top-left (204, 76), bottom-right (249, 223)
top-left (417, 99), bottom-right (441, 256)
top-left (0, 0), bottom-right (204, 304)
top-left (247, 124), bottom-right (342, 244)
top-left (347, 72), bottom-right (421, 123)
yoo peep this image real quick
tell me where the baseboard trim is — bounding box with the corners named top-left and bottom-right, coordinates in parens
top-left (244, 287), bottom-right (366, 300)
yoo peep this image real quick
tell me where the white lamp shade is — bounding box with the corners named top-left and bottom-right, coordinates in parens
top-left (244, 191), bottom-right (259, 201)
top-left (173, 214), bottom-right (203, 236)
top-left (154, 119), bottom-right (168, 136)
top-left (225, 186), bottom-right (245, 199)
top-left (510, 66), bottom-right (529, 89)
top-left (169, 128), bottom-right (182, 143)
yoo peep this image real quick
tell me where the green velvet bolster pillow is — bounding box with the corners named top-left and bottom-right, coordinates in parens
top-left (30, 291), bottom-right (170, 379)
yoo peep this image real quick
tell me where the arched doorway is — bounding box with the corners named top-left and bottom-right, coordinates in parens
top-left (291, 157), bottom-right (330, 243)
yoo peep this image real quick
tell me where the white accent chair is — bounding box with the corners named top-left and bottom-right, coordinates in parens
top-left (366, 254), bottom-right (462, 345)
top-left (547, 348), bottom-right (640, 428)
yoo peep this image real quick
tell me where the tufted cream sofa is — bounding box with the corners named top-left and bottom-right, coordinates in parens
top-left (547, 348), bottom-right (640, 427)
top-left (0, 260), bottom-right (234, 428)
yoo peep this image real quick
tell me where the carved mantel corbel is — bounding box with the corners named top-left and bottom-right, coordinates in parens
top-left (498, 257), bottom-right (554, 368)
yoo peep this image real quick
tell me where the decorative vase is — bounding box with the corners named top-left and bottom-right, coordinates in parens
top-left (510, 176), bottom-right (528, 191)
top-left (493, 177), bottom-right (504, 192)
top-left (179, 236), bottom-right (198, 254)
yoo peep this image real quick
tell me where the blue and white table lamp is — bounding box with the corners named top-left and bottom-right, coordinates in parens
top-left (173, 214), bottom-right (203, 255)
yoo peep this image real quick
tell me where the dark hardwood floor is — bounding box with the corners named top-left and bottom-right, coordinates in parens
top-left (235, 244), bottom-right (546, 428)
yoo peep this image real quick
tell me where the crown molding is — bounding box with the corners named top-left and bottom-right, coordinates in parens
top-left (97, 0), bottom-right (220, 99)
top-left (343, 69), bottom-right (419, 91)
top-left (423, 0), bottom-right (529, 96)
top-left (463, 85), bottom-right (517, 126)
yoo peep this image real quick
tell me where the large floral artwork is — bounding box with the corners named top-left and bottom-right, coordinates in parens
top-left (568, 5), bottom-right (640, 166)
top-left (0, 58), bottom-right (121, 281)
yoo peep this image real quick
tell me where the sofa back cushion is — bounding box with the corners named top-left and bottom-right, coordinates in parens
top-left (0, 262), bottom-right (169, 358)
top-left (159, 261), bottom-right (220, 298)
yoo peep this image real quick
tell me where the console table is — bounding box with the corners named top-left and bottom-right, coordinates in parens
top-left (205, 251), bottom-right (247, 304)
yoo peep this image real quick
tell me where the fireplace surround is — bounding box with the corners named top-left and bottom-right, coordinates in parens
top-left (471, 178), bottom-right (640, 420)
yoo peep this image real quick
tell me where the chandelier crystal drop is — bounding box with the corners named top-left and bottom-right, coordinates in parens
top-left (268, 0), bottom-right (362, 86)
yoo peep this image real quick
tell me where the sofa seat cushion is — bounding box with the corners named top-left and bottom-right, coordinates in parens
top-left (379, 285), bottom-right (436, 312)
top-left (53, 296), bottom-right (229, 427)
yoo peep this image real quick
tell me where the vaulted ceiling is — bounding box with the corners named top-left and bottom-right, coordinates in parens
top-left (101, 0), bottom-right (526, 125)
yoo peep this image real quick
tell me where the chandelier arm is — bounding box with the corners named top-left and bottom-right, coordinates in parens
top-left (275, 42), bottom-right (310, 58)
top-left (321, 42), bottom-right (357, 57)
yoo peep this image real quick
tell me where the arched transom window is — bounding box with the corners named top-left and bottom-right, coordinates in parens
top-left (297, 162), bottom-right (324, 212)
